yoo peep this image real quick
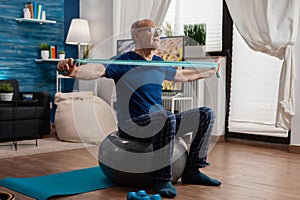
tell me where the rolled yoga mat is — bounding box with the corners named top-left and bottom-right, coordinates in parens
top-left (0, 166), bottom-right (117, 200)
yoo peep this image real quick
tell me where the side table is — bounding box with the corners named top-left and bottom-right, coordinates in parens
top-left (0, 99), bottom-right (39, 150)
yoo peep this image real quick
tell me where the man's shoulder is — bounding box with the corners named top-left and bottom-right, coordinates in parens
top-left (152, 55), bottom-right (163, 61)
top-left (115, 51), bottom-right (135, 60)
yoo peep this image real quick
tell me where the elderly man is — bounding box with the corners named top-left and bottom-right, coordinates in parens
top-left (57, 19), bottom-right (221, 198)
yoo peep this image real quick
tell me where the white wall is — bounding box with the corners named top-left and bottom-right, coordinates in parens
top-left (80, 0), bottom-right (113, 52)
top-left (291, 11), bottom-right (300, 146)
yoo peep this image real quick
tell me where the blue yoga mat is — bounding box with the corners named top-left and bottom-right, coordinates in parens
top-left (0, 166), bottom-right (117, 200)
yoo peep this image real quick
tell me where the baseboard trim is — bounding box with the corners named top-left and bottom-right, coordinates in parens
top-left (289, 145), bottom-right (300, 154)
top-left (184, 135), bottom-right (225, 146)
top-left (225, 137), bottom-right (289, 151)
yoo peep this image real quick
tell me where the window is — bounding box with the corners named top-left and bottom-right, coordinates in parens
top-left (229, 26), bottom-right (288, 137)
top-left (162, 0), bottom-right (223, 52)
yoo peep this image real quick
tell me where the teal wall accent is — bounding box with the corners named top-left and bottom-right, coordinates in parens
top-left (0, 0), bottom-right (64, 97)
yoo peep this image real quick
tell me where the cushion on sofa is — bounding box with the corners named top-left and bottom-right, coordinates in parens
top-left (54, 92), bottom-right (117, 144)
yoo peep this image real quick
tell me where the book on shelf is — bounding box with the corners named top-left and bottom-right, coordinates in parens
top-left (50, 45), bottom-right (56, 59)
top-left (25, 2), bottom-right (44, 20)
top-left (37, 3), bottom-right (44, 20)
top-left (55, 45), bottom-right (58, 58)
top-left (32, 2), bottom-right (38, 19)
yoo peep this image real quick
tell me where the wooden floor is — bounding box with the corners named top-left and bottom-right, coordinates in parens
top-left (1, 141), bottom-right (300, 200)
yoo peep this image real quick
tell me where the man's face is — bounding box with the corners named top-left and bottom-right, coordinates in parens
top-left (134, 26), bottom-right (162, 50)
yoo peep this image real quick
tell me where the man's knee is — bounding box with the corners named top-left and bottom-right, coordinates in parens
top-left (199, 106), bottom-right (215, 123)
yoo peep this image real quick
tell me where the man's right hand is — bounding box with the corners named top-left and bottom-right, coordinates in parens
top-left (57, 58), bottom-right (75, 76)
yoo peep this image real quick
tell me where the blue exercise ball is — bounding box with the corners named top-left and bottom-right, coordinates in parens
top-left (98, 132), bottom-right (188, 187)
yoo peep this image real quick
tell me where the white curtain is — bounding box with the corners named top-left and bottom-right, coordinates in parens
top-left (226, 0), bottom-right (300, 130)
top-left (229, 26), bottom-right (287, 137)
top-left (113, 0), bottom-right (171, 40)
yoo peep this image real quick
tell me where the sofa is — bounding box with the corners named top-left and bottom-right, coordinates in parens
top-left (0, 79), bottom-right (50, 142)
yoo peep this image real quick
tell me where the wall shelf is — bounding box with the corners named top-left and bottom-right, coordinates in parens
top-left (15, 18), bottom-right (56, 24)
top-left (35, 58), bottom-right (62, 62)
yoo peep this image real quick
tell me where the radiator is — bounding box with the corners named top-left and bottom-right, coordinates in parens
top-left (162, 80), bottom-right (204, 113)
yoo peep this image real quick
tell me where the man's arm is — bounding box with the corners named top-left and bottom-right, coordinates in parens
top-left (174, 59), bottom-right (221, 82)
top-left (173, 67), bottom-right (218, 82)
top-left (57, 58), bottom-right (106, 80)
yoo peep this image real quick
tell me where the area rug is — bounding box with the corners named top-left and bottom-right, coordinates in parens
top-left (0, 137), bottom-right (96, 159)
top-left (0, 166), bottom-right (117, 200)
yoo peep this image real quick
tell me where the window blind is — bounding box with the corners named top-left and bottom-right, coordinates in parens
top-left (229, 26), bottom-right (288, 137)
top-left (163, 0), bottom-right (223, 52)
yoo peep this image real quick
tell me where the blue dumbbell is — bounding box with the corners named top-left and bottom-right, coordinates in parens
top-left (127, 191), bottom-right (144, 200)
top-left (127, 190), bottom-right (161, 200)
top-left (127, 194), bottom-right (150, 200)
top-left (150, 194), bottom-right (161, 200)
top-left (127, 192), bottom-right (137, 200)
top-left (137, 190), bottom-right (147, 197)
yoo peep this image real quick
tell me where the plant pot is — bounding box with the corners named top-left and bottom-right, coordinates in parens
top-left (41, 50), bottom-right (49, 59)
top-left (0, 93), bottom-right (13, 101)
top-left (185, 45), bottom-right (206, 58)
top-left (59, 54), bottom-right (65, 59)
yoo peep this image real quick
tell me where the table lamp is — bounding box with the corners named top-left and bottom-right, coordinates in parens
top-left (66, 18), bottom-right (91, 58)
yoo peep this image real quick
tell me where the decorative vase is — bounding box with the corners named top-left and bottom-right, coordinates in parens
top-left (41, 50), bottom-right (49, 59)
top-left (23, 8), bottom-right (31, 19)
top-left (42, 11), bottom-right (46, 21)
top-left (0, 93), bottom-right (13, 101)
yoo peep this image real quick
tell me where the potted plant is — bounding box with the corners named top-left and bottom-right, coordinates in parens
top-left (58, 50), bottom-right (66, 59)
top-left (184, 23), bottom-right (206, 57)
top-left (83, 44), bottom-right (92, 59)
top-left (162, 21), bottom-right (173, 37)
top-left (0, 82), bottom-right (14, 101)
top-left (40, 43), bottom-right (49, 59)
